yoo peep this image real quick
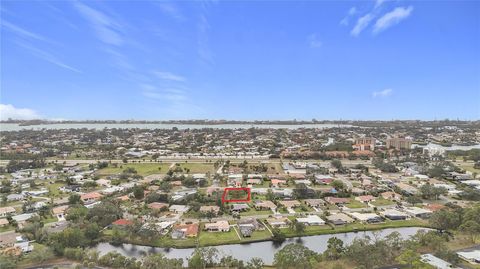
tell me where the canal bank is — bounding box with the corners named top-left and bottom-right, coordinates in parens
top-left (97, 227), bottom-right (432, 265)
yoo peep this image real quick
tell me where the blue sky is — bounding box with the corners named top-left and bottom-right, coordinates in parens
top-left (1, 0), bottom-right (479, 120)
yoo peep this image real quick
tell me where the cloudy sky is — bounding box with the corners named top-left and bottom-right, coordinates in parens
top-left (1, 0), bottom-right (479, 120)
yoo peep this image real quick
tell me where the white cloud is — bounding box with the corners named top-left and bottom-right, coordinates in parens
top-left (2, 20), bottom-right (48, 42)
top-left (351, 13), bottom-right (374, 36)
top-left (340, 7), bottom-right (357, 26)
top-left (373, 6), bottom-right (413, 34)
top-left (197, 13), bottom-right (214, 66)
top-left (153, 71), bottom-right (186, 82)
top-left (73, 2), bottom-right (123, 46)
top-left (349, 7), bottom-right (357, 15)
top-left (16, 42), bottom-right (81, 73)
top-left (372, 88), bottom-right (393, 98)
top-left (0, 104), bottom-right (42, 120)
top-left (375, 0), bottom-right (386, 8)
top-left (143, 91), bottom-right (186, 102)
top-left (307, 34), bottom-right (322, 48)
top-left (141, 84), bottom-right (187, 102)
top-left (157, 2), bottom-right (186, 22)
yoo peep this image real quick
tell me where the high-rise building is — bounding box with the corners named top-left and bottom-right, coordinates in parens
top-left (386, 137), bottom-right (412, 150)
top-left (353, 137), bottom-right (376, 151)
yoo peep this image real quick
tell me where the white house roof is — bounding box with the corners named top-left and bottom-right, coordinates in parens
top-left (420, 254), bottom-right (457, 269)
top-left (297, 215), bottom-right (325, 225)
top-left (457, 250), bottom-right (480, 262)
top-left (404, 207), bottom-right (432, 215)
top-left (349, 212), bottom-right (381, 221)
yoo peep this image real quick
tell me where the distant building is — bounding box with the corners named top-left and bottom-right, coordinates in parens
top-left (353, 137), bottom-right (376, 151)
top-left (386, 137), bottom-right (412, 150)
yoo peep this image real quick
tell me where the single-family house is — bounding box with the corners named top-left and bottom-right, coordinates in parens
top-left (254, 200), bottom-right (277, 211)
top-left (457, 250), bottom-right (480, 264)
top-left (381, 209), bottom-right (409, 220)
top-left (265, 217), bottom-right (290, 228)
top-left (0, 206), bottom-right (16, 218)
top-left (148, 202), bottom-right (168, 210)
top-left (12, 213), bottom-right (35, 228)
top-left (247, 178), bottom-right (262, 185)
top-left (420, 254), bottom-right (456, 269)
top-left (278, 200), bottom-right (301, 209)
top-left (296, 215), bottom-right (325, 226)
top-left (169, 205), bottom-right (190, 214)
top-left (314, 174), bottom-right (334, 185)
top-left (271, 179), bottom-right (287, 188)
top-left (355, 195), bottom-right (376, 203)
top-left (228, 174), bottom-right (243, 187)
top-left (171, 223), bottom-right (199, 239)
top-left (112, 219), bottom-right (134, 228)
top-left (231, 203), bottom-right (249, 212)
top-left (0, 218), bottom-right (9, 227)
top-left (349, 212), bottom-right (383, 223)
top-left (6, 193), bottom-right (24, 202)
top-left (395, 183), bottom-right (418, 195)
top-left (325, 197), bottom-right (349, 205)
top-left (303, 199), bottom-right (326, 208)
top-left (52, 205), bottom-right (68, 221)
top-left (200, 205), bottom-right (220, 215)
top-left (204, 220), bottom-right (230, 232)
top-left (81, 192), bottom-right (103, 204)
top-left (404, 207), bottom-right (433, 219)
top-left (425, 203), bottom-right (446, 212)
top-left (380, 191), bottom-right (403, 201)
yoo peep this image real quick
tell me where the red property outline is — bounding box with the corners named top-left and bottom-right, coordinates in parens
top-left (221, 187), bottom-right (251, 203)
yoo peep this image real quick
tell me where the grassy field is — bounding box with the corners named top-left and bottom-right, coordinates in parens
top-left (177, 163), bottom-right (216, 173)
top-left (96, 163), bottom-right (172, 176)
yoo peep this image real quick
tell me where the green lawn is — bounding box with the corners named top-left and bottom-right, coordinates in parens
top-left (239, 209), bottom-right (272, 216)
top-left (243, 229), bottom-right (272, 241)
top-left (371, 198), bottom-right (395, 207)
top-left (148, 235), bottom-right (198, 248)
top-left (96, 163), bottom-right (172, 176)
top-left (345, 200), bottom-right (367, 209)
top-left (459, 164), bottom-right (480, 174)
top-left (0, 225), bottom-right (15, 232)
top-left (199, 229), bottom-right (240, 245)
top-left (45, 182), bottom-right (65, 196)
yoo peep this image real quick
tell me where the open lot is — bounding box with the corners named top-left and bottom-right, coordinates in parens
top-left (96, 163), bottom-right (173, 176)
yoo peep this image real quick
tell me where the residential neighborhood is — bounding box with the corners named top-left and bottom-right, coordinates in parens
top-left (0, 121), bottom-right (479, 268)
